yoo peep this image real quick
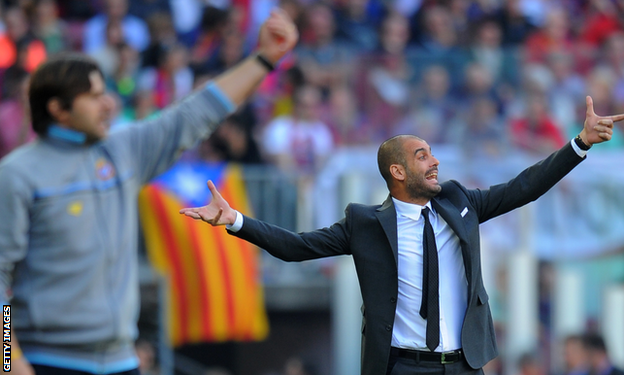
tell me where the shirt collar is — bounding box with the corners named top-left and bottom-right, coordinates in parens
top-left (392, 197), bottom-right (434, 221)
top-left (47, 124), bottom-right (87, 145)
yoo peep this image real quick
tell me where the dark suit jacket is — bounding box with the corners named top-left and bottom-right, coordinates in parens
top-left (230, 143), bottom-right (584, 375)
top-left (608, 366), bottom-right (624, 375)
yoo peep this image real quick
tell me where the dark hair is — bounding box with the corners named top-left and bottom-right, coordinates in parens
top-left (28, 53), bottom-right (103, 136)
top-left (583, 333), bottom-right (608, 353)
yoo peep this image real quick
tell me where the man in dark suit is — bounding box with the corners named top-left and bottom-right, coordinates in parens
top-left (583, 333), bottom-right (624, 375)
top-left (180, 97), bottom-right (622, 375)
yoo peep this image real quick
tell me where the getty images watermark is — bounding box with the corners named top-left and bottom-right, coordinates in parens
top-left (3, 305), bottom-right (10, 372)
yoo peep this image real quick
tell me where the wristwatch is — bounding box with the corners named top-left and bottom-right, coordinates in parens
top-left (574, 134), bottom-right (591, 151)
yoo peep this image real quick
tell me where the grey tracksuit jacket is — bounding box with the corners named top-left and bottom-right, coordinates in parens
top-left (0, 83), bottom-right (234, 372)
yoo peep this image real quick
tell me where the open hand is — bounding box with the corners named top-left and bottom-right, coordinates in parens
top-left (581, 96), bottom-right (624, 146)
top-left (179, 180), bottom-right (237, 226)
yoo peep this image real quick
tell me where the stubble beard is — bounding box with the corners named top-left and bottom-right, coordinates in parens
top-left (406, 171), bottom-right (441, 202)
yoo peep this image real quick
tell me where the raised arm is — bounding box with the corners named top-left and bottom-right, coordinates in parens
top-left (214, 8), bottom-right (298, 106)
top-left (125, 8), bottom-right (299, 183)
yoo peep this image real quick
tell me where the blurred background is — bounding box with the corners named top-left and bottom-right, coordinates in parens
top-left (1, 0), bottom-right (624, 374)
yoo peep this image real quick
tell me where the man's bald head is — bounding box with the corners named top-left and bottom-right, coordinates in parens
top-left (377, 135), bottom-right (423, 187)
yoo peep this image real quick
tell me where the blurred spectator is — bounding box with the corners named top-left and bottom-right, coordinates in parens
top-left (579, 0), bottom-right (623, 48)
top-left (397, 64), bottom-right (456, 144)
top-left (296, 2), bottom-right (354, 92)
top-left (334, 0), bottom-right (380, 51)
top-left (602, 32), bottom-right (624, 112)
top-left (83, 0), bottom-right (150, 53)
top-left (142, 12), bottom-right (178, 69)
top-left (393, 107), bottom-right (446, 146)
top-left (467, 18), bottom-right (521, 87)
top-left (0, 5), bottom-right (46, 72)
top-left (323, 84), bottom-right (371, 145)
top-left (458, 62), bottom-right (502, 115)
top-left (261, 85), bottom-right (334, 174)
top-left (494, 0), bottom-right (537, 47)
top-left (355, 11), bottom-right (413, 142)
top-left (546, 51), bottom-right (586, 135)
top-left (89, 19), bottom-right (125, 78)
top-left (447, 0), bottom-right (484, 46)
top-left (202, 29), bottom-right (247, 75)
top-left (32, 0), bottom-right (67, 54)
top-left (138, 42), bottom-right (194, 109)
top-left (208, 107), bottom-right (265, 164)
top-left (448, 96), bottom-right (509, 157)
top-left (412, 64), bottom-right (457, 126)
top-left (561, 335), bottom-right (589, 375)
top-left (582, 333), bottom-right (624, 375)
top-left (127, 90), bottom-right (158, 121)
top-left (412, 5), bottom-right (468, 88)
top-left (509, 91), bottom-right (566, 154)
top-left (189, 6), bottom-right (229, 69)
top-left (0, 66), bottom-right (35, 158)
top-left (523, 7), bottom-right (576, 66)
top-left (107, 42), bottom-right (141, 108)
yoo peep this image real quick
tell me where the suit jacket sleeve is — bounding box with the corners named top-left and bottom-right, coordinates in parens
top-left (227, 205), bottom-right (353, 261)
top-left (459, 142), bottom-right (584, 223)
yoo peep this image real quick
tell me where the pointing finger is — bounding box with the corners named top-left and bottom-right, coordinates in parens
top-left (608, 113), bottom-right (624, 122)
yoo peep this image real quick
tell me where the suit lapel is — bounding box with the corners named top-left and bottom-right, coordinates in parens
top-left (432, 197), bottom-right (473, 284)
top-left (431, 198), bottom-right (468, 242)
top-left (375, 195), bottom-right (399, 265)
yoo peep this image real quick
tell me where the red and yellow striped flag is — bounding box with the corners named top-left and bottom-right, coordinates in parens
top-left (138, 163), bottom-right (268, 346)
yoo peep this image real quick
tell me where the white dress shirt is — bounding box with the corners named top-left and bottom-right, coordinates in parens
top-left (390, 198), bottom-right (467, 352)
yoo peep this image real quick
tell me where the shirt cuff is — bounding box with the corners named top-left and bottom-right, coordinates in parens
top-left (570, 138), bottom-right (588, 158)
top-left (225, 210), bottom-right (244, 232)
top-left (205, 82), bottom-right (236, 114)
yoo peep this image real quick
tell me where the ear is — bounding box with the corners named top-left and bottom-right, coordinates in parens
top-left (389, 164), bottom-right (405, 182)
top-left (47, 97), bottom-right (70, 124)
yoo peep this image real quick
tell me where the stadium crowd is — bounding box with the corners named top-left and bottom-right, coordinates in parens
top-left (1, 0), bottom-right (624, 170)
top-left (1, 1), bottom-right (623, 375)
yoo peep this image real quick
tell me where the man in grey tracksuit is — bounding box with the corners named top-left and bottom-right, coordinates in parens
top-left (0, 10), bottom-right (298, 375)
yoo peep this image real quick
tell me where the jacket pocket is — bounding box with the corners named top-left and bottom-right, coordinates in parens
top-left (477, 288), bottom-right (489, 305)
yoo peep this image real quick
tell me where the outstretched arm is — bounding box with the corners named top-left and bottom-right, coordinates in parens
top-left (179, 180), bottom-right (238, 226)
top-left (467, 96), bottom-right (624, 223)
top-left (180, 181), bottom-right (351, 261)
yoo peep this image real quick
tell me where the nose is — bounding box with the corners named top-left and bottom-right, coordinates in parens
top-left (102, 93), bottom-right (116, 112)
top-left (432, 156), bottom-right (440, 166)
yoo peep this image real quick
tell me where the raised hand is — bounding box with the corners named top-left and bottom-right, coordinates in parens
top-left (581, 96), bottom-right (624, 146)
top-left (256, 8), bottom-right (299, 65)
top-left (179, 180), bottom-right (237, 226)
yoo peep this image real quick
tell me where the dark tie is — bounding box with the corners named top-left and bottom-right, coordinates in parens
top-left (419, 207), bottom-right (440, 352)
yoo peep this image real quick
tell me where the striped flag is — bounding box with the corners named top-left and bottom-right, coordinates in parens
top-left (138, 162), bottom-right (269, 346)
